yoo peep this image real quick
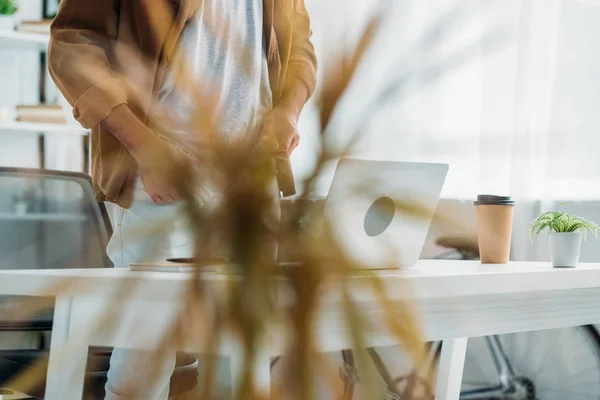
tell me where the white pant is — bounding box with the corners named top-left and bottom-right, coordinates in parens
top-left (105, 178), bottom-right (197, 399)
top-left (104, 175), bottom-right (280, 399)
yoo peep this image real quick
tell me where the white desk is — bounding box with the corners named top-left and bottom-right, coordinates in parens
top-left (3, 260), bottom-right (600, 399)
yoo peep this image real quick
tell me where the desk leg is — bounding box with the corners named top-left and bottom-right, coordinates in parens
top-left (435, 338), bottom-right (468, 400)
top-left (230, 343), bottom-right (271, 399)
top-left (46, 296), bottom-right (88, 400)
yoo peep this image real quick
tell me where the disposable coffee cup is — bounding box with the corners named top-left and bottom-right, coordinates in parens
top-left (474, 195), bottom-right (515, 264)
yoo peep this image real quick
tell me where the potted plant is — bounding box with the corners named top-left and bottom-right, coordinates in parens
top-left (529, 204), bottom-right (600, 268)
top-left (0, 0), bottom-right (17, 31)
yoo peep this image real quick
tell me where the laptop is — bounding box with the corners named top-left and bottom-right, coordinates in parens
top-left (324, 159), bottom-right (449, 269)
top-left (131, 159), bottom-right (448, 272)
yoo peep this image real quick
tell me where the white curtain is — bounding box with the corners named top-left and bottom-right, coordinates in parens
top-left (299, 0), bottom-right (600, 260)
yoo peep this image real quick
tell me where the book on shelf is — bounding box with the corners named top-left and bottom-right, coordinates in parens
top-left (15, 19), bottom-right (53, 35)
top-left (17, 115), bottom-right (67, 124)
top-left (16, 104), bottom-right (66, 125)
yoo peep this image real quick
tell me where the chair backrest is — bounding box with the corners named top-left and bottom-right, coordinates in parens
top-left (0, 168), bottom-right (112, 271)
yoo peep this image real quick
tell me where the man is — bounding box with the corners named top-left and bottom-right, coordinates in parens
top-left (49, 0), bottom-right (317, 398)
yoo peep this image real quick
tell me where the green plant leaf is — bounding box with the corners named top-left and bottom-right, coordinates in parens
top-left (534, 211), bottom-right (558, 221)
top-left (0, 0), bottom-right (17, 15)
top-left (532, 205), bottom-right (600, 241)
top-left (567, 222), bottom-right (583, 233)
top-left (566, 215), bottom-right (575, 231)
top-left (558, 216), bottom-right (567, 232)
top-left (530, 221), bottom-right (550, 240)
top-left (549, 218), bottom-right (560, 233)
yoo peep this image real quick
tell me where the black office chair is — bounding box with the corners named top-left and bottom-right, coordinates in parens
top-left (0, 168), bottom-right (198, 399)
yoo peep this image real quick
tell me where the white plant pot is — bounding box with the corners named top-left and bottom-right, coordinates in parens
top-left (0, 15), bottom-right (15, 31)
top-left (549, 231), bottom-right (583, 268)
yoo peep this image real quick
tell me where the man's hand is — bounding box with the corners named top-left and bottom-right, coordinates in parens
top-left (102, 104), bottom-right (188, 205)
top-left (133, 136), bottom-right (190, 204)
top-left (261, 108), bottom-right (300, 156)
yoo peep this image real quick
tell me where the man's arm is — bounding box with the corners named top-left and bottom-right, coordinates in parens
top-left (49, 0), bottom-right (156, 156)
top-left (49, 0), bottom-right (128, 130)
top-left (264, 0), bottom-right (317, 158)
top-left (49, 1), bottom-right (184, 204)
top-left (262, 0), bottom-right (317, 196)
top-left (275, 0), bottom-right (318, 119)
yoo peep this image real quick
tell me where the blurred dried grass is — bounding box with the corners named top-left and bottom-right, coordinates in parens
top-left (3, 1), bottom-right (493, 398)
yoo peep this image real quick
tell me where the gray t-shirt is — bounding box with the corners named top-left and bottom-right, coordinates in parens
top-left (158, 0), bottom-right (273, 156)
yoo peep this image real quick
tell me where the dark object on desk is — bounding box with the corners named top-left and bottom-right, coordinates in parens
top-left (166, 257), bottom-right (302, 268)
top-left (166, 257), bottom-right (234, 265)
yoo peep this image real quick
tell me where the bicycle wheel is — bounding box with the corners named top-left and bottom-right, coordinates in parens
top-left (462, 325), bottom-right (600, 399)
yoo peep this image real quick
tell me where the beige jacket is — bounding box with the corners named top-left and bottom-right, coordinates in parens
top-left (49, 0), bottom-right (317, 207)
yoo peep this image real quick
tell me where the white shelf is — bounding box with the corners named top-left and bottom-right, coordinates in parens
top-left (0, 31), bottom-right (49, 51)
top-left (0, 121), bottom-right (88, 136)
top-left (0, 212), bottom-right (87, 222)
